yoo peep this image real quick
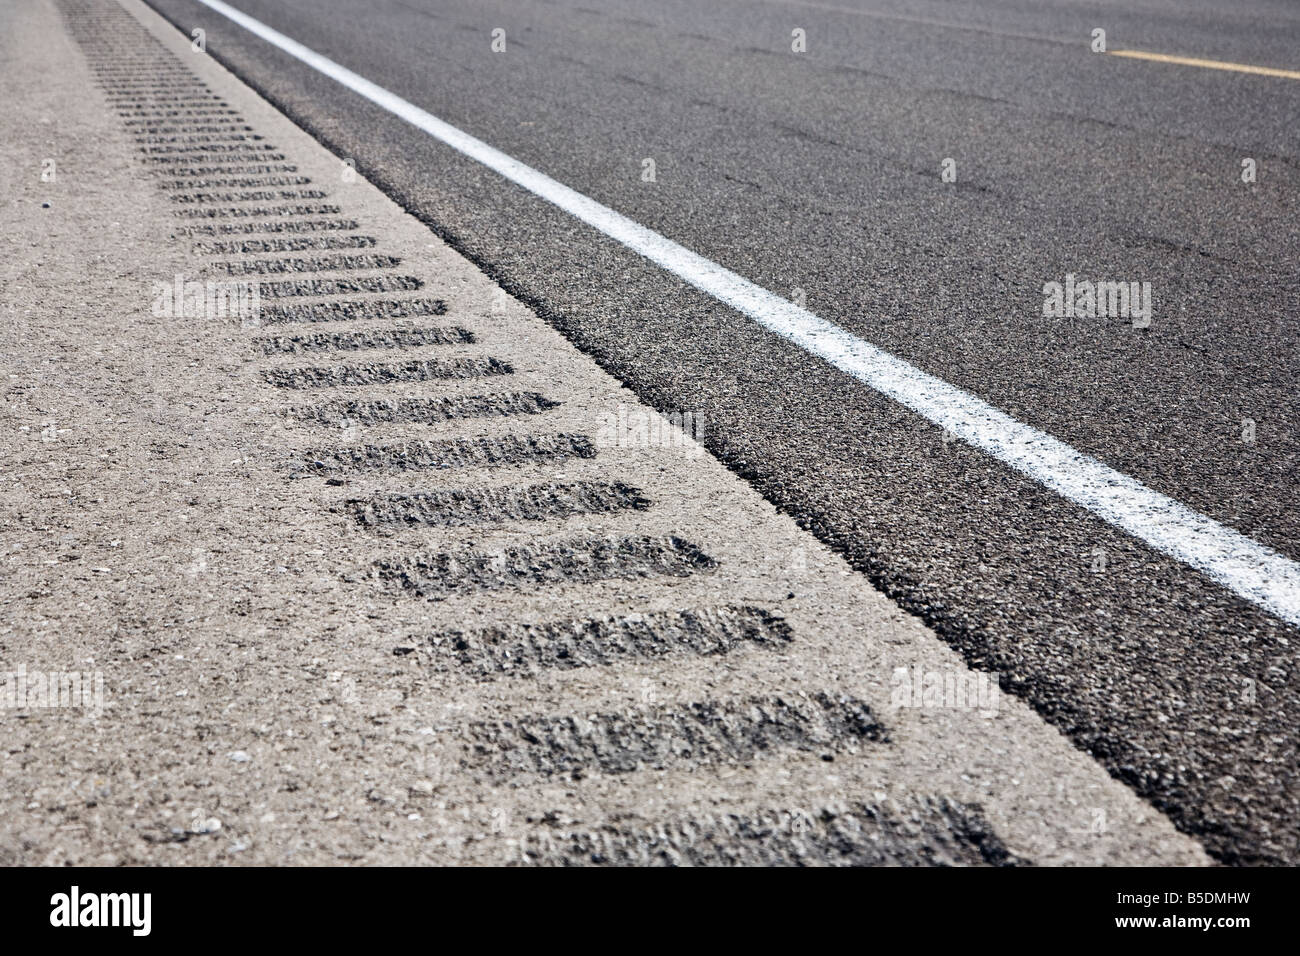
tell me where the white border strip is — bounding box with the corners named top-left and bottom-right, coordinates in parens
top-left (189, 0), bottom-right (1300, 627)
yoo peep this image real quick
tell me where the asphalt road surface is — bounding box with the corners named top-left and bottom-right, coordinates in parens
top-left (133, 0), bottom-right (1300, 864)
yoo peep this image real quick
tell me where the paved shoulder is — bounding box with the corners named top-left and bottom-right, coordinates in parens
top-left (0, 0), bottom-right (1207, 865)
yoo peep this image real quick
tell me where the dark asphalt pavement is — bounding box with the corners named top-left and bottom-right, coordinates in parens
top-left (140, 0), bottom-right (1300, 863)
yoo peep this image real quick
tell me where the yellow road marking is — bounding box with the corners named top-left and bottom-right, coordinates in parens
top-left (1109, 49), bottom-right (1300, 81)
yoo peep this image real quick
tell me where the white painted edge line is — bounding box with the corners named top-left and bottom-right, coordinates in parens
top-left (188, 0), bottom-right (1300, 627)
